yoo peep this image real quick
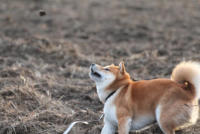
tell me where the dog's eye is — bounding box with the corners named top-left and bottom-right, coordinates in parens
top-left (104, 68), bottom-right (110, 71)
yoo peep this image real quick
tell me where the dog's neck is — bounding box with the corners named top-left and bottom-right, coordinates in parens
top-left (96, 79), bottom-right (132, 103)
top-left (105, 90), bottom-right (116, 102)
top-left (96, 83), bottom-right (112, 103)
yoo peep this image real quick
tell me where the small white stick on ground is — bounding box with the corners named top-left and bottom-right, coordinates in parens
top-left (63, 121), bottom-right (89, 134)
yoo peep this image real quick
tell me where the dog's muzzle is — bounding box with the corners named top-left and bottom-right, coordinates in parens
top-left (90, 64), bottom-right (102, 78)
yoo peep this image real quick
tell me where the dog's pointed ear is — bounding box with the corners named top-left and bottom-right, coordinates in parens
top-left (119, 61), bottom-right (126, 74)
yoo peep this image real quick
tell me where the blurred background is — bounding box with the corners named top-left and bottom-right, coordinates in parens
top-left (0, 0), bottom-right (200, 134)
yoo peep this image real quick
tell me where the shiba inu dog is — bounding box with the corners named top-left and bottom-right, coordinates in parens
top-left (89, 61), bottom-right (200, 134)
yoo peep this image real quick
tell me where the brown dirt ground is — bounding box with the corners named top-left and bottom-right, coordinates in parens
top-left (0, 0), bottom-right (200, 134)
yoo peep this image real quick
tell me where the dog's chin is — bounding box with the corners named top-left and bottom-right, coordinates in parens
top-left (89, 71), bottom-right (102, 82)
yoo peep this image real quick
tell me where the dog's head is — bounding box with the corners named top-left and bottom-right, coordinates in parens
top-left (89, 61), bottom-right (130, 90)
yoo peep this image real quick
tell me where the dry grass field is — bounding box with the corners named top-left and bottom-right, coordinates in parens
top-left (0, 0), bottom-right (200, 133)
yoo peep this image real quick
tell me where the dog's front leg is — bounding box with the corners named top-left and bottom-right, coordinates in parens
top-left (118, 117), bottom-right (131, 134)
top-left (101, 119), bottom-right (116, 134)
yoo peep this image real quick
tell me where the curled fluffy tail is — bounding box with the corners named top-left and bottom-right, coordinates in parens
top-left (171, 61), bottom-right (200, 99)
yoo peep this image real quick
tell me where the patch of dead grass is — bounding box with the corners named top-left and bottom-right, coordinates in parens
top-left (0, 68), bottom-right (73, 134)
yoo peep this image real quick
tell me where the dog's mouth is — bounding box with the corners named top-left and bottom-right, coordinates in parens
top-left (91, 68), bottom-right (101, 78)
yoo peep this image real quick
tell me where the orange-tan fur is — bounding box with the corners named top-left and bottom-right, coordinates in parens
top-left (89, 61), bottom-right (200, 134)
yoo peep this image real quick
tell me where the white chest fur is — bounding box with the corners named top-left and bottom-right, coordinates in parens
top-left (103, 88), bottom-right (122, 125)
